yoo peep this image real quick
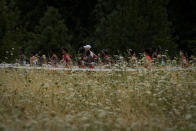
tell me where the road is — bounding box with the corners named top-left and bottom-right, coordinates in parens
top-left (0, 64), bottom-right (195, 72)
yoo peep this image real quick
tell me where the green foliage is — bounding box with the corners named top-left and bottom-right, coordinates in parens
top-left (0, 0), bottom-right (23, 62)
top-left (168, 0), bottom-right (196, 56)
top-left (26, 7), bottom-right (72, 56)
top-left (186, 38), bottom-right (196, 56)
top-left (15, 0), bottom-right (47, 31)
top-left (95, 0), bottom-right (177, 55)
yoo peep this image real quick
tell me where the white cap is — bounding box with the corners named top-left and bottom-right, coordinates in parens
top-left (83, 45), bottom-right (91, 49)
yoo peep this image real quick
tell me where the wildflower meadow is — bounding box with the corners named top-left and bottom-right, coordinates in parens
top-left (0, 67), bottom-right (195, 131)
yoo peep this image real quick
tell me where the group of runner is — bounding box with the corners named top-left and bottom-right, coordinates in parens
top-left (18, 45), bottom-right (190, 69)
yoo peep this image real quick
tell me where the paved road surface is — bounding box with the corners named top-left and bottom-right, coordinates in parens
top-left (0, 64), bottom-right (195, 72)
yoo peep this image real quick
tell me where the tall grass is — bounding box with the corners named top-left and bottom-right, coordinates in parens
top-left (0, 68), bottom-right (195, 130)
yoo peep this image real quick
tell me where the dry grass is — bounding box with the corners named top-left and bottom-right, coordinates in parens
top-left (0, 68), bottom-right (196, 131)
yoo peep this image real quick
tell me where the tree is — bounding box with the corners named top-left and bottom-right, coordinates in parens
top-left (94, 0), bottom-right (176, 56)
top-left (168, 0), bottom-right (196, 56)
top-left (0, 0), bottom-right (23, 62)
top-left (27, 6), bottom-right (72, 56)
top-left (15, 0), bottom-right (47, 31)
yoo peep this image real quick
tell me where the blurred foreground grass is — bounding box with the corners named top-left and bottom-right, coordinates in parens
top-left (0, 68), bottom-right (196, 131)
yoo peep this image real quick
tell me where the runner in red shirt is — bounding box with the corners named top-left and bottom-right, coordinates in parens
top-left (144, 49), bottom-right (151, 69)
top-left (62, 47), bottom-right (72, 68)
top-left (180, 50), bottom-right (188, 67)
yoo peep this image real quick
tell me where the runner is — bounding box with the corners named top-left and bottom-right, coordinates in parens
top-left (101, 49), bottom-right (111, 65)
top-left (128, 49), bottom-right (137, 67)
top-left (83, 45), bottom-right (98, 68)
top-left (50, 50), bottom-right (58, 67)
top-left (37, 50), bottom-right (47, 66)
top-left (30, 51), bottom-right (38, 66)
top-left (180, 50), bottom-right (188, 67)
top-left (86, 50), bottom-right (95, 69)
top-left (152, 47), bottom-right (162, 65)
top-left (78, 47), bottom-right (86, 68)
top-left (114, 50), bottom-right (121, 64)
top-left (83, 45), bottom-right (98, 59)
top-left (144, 49), bottom-right (151, 69)
top-left (18, 48), bottom-right (26, 65)
top-left (61, 47), bottom-right (72, 68)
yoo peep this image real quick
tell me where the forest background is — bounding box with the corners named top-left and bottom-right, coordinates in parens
top-left (0, 0), bottom-right (195, 62)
